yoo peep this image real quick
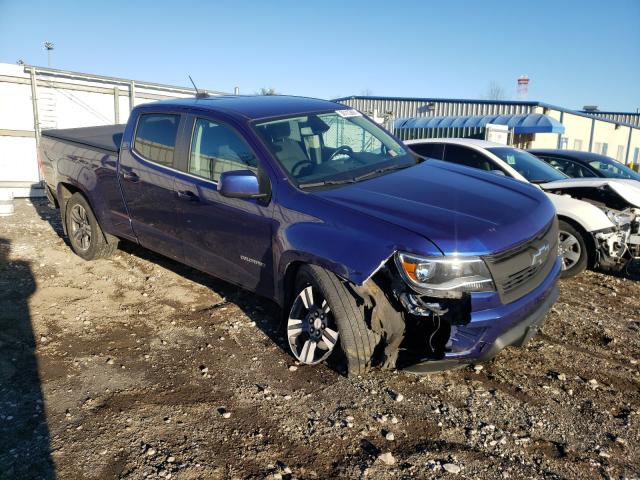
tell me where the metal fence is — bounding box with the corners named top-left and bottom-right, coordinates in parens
top-left (0, 63), bottom-right (227, 196)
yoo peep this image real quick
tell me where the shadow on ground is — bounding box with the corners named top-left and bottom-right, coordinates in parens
top-left (0, 236), bottom-right (55, 479)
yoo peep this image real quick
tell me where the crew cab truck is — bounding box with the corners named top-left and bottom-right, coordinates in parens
top-left (40, 96), bottom-right (561, 375)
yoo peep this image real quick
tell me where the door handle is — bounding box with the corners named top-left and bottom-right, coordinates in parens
top-left (122, 170), bottom-right (140, 183)
top-left (176, 190), bottom-right (198, 201)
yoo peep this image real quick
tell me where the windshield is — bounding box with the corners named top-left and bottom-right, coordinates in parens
top-left (254, 110), bottom-right (417, 187)
top-left (588, 157), bottom-right (640, 180)
top-left (488, 147), bottom-right (568, 183)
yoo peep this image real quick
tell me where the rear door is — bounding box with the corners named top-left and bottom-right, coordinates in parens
top-left (118, 112), bottom-right (186, 261)
top-left (407, 142), bottom-right (445, 160)
top-left (173, 114), bottom-right (275, 296)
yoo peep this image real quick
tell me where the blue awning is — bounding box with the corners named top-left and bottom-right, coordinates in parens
top-left (394, 113), bottom-right (565, 134)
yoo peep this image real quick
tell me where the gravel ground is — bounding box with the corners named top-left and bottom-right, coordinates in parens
top-left (1, 198), bottom-right (639, 480)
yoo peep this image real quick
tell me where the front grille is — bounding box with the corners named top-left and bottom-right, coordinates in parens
top-left (485, 219), bottom-right (558, 304)
top-left (503, 265), bottom-right (542, 292)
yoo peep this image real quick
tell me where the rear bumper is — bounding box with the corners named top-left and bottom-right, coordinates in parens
top-left (403, 257), bottom-right (561, 374)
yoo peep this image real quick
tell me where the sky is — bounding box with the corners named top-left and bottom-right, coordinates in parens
top-left (0, 0), bottom-right (638, 111)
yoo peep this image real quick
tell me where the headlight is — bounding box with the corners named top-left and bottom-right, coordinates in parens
top-left (395, 252), bottom-right (495, 297)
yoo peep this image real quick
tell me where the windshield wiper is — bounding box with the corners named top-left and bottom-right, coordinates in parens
top-left (298, 163), bottom-right (415, 189)
top-left (298, 178), bottom-right (356, 189)
top-left (353, 163), bottom-right (413, 182)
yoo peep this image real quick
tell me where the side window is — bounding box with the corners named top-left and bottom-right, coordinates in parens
top-left (408, 143), bottom-right (445, 159)
top-left (134, 114), bottom-right (180, 167)
top-left (549, 158), bottom-right (595, 178)
top-left (189, 118), bottom-right (257, 182)
top-left (567, 161), bottom-right (596, 178)
top-left (542, 157), bottom-right (572, 174)
top-left (443, 145), bottom-right (494, 171)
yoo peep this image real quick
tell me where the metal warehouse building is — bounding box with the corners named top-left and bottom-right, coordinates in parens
top-left (335, 96), bottom-right (640, 167)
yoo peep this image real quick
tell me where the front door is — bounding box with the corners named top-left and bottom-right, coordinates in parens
top-left (173, 115), bottom-right (275, 296)
top-left (118, 112), bottom-right (185, 262)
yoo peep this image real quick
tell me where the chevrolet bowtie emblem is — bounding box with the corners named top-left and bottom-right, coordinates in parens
top-left (531, 243), bottom-right (550, 267)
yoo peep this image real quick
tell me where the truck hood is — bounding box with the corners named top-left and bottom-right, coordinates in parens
top-left (540, 178), bottom-right (640, 208)
top-left (315, 160), bottom-right (555, 256)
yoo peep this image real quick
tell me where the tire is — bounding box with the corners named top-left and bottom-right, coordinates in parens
top-left (558, 220), bottom-right (588, 278)
top-left (64, 192), bottom-right (118, 260)
top-left (287, 265), bottom-right (379, 376)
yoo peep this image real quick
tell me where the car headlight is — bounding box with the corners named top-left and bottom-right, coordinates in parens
top-left (395, 252), bottom-right (495, 297)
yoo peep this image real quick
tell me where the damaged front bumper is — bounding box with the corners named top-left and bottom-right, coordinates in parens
top-left (594, 208), bottom-right (640, 269)
top-left (402, 257), bottom-right (561, 374)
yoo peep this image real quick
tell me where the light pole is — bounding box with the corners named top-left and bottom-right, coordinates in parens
top-left (44, 42), bottom-right (54, 67)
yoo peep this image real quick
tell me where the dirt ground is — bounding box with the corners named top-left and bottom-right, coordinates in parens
top-left (1, 198), bottom-right (639, 480)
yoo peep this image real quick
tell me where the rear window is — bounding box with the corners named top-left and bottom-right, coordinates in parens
top-left (134, 114), bottom-right (180, 167)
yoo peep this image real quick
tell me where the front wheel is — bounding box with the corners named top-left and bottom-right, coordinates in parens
top-left (558, 220), bottom-right (588, 278)
top-left (287, 265), bottom-right (379, 376)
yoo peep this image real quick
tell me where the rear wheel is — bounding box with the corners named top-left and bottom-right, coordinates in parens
top-left (65, 193), bottom-right (118, 260)
top-left (558, 220), bottom-right (588, 277)
top-left (287, 265), bottom-right (379, 376)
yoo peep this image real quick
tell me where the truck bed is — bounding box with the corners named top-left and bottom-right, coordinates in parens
top-left (41, 125), bottom-right (126, 153)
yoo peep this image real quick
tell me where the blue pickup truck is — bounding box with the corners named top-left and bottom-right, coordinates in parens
top-left (39, 95), bottom-right (561, 375)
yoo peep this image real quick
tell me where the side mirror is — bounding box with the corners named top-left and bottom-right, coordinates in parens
top-left (218, 170), bottom-right (268, 199)
top-left (490, 169), bottom-right (506, 176)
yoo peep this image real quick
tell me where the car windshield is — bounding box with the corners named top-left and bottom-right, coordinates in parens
top-left (588, 157), bottom-right (640, 180)
top-left (254, 110), bottom-right (417, 188)
top-left (488, 147), bottom-right (568, 183)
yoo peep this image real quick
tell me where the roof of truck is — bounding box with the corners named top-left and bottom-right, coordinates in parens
top-left (154, 95), bottom-right (349, 121)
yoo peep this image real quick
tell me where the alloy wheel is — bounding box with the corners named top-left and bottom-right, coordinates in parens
top-left (558, 231), bottom-right (581, 270)
top-left (287, 285), bottom-right (339, 365)
top-left (69, 204), bottom-right (92, 251)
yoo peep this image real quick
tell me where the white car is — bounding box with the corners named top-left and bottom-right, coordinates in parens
top-left (405, 138), bottom-right (640, 277)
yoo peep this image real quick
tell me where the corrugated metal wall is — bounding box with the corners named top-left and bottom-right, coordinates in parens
top-left (338, 97), bottom-right (535, 120)
top-left (337, 97), bottom-right (536, 140)
top-left (340, 97), bottom-right (535, 140)
top-left (580, 112), bottom-right (640, 128)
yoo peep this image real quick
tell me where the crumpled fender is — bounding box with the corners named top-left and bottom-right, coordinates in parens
top-left (276, 220), bottom-right (411, 369)
top-left (274, 219), bottom-right (439, 307)
top-left (277, 222), bottom-right (395, 283)
top-left (544, 192), bottom-right (615, 232)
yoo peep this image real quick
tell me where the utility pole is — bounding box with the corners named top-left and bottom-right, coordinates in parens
top-left (44, 42), bottom-right (54, 67)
